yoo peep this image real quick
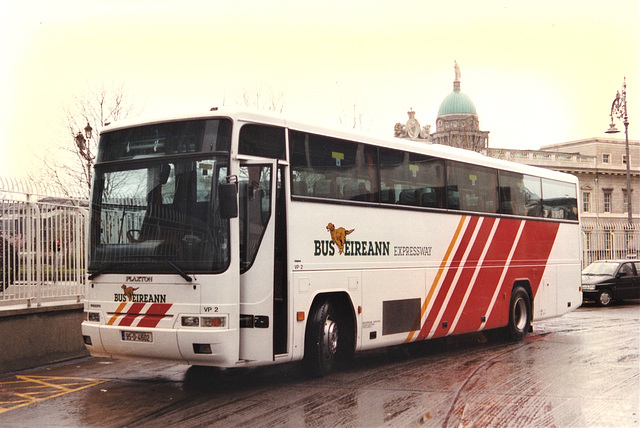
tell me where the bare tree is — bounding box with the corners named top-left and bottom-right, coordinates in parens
top-left (338, 101), bottom-right (371, 131)
top-left (238, 83), bottom-right (287, 113)
top-left (41, 82), bottom-right (139, 198)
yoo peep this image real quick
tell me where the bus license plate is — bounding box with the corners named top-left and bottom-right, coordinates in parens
top-left (121, 331), bottom-right (153, 342)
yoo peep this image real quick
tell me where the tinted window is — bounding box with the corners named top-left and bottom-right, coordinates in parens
top-left (542, 178), bottom-right (578, 220)
top-left (498, 171), bottom-right (542, 217)
top-left (98, 119), bottom-right (231, 162)
top-left (289, 130), bottom-right (378, 202)
top-left (288, 129), bottom-right (576, 222)
top-left (239, 125), bottom-right (286, 159)
top-left (447, 162), bottom-right (498, 213)
top-left (239, 165), bottom-right (272, 272)
top-left (619, 262), bottom-right (636, 276)
top-left (379, 148), bottom-right (445, 207)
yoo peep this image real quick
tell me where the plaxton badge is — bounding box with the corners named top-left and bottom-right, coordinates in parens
top-left (125, 276), bottom-right (153, 283)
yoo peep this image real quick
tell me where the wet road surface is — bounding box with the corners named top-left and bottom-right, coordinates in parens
top-left (1, 302), bottom-right (638, 427)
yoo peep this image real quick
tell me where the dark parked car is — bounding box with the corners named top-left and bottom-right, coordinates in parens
top-left (582, 259), bottom-right (640, 306)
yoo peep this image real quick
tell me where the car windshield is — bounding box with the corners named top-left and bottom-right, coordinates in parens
top-left (582, 262), bottom-right (619, 276)
top-left (89, 156), bottom-right (230, 275)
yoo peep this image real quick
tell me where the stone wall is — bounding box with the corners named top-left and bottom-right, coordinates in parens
top-left (0, 304), bottom-right (88, 374)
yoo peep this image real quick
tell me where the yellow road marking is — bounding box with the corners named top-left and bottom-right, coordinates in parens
top-left (0, 375), bottom-right (105, 414)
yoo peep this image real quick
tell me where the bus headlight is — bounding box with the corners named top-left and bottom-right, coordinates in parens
top-left (182, 316), bottom-right (199, 327)
top-left (181, 315), bottom-right (227, 328)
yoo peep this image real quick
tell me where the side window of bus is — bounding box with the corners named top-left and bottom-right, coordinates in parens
top-left (447, 162), bottom-right (498, 213)
top-left (239, 125), bottom-right (286, 159)
top-left (289, 130), bottom-right (378, 202)
top-left (379, 148), bottom-right (445, 208)
top-left (498, 172), bottom-right (542, 217)
top-left (542, 179), bottom-right (578, 220)
top-left (239, 165), bottom-right (272, 272)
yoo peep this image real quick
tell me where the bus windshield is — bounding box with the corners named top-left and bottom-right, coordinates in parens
top-left (89, 156), bottom-right (230, 275)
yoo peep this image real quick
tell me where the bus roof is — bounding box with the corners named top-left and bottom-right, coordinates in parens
top-left (101, 107), bottom-right (578, 184)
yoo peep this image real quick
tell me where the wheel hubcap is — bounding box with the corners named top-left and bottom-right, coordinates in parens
top-left (514, 297), bottom-right (528, 332)
top-left (323, 316), bottom-right (338, 356)
top-left (600, 292), bottom-right (611, 305)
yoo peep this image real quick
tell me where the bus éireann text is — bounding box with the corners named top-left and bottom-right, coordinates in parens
top-left (82, 108), bottom-right (582, 377)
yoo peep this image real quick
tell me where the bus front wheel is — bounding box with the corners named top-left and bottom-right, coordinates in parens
top-left (507, 286), bottom-right (531, 342)
top-left (304, 299), bottom-right (341, 377)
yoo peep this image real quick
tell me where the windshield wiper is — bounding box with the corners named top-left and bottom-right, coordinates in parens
top-left (167, 260), bottom-right (193, 282)
top-left (88, 262), bottom-right (127, 280)
top-left (90, 258), bottom-right (193, 282)
top-left (88, 270), bottom-right (103, 281)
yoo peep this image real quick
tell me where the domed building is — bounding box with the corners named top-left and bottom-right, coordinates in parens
top-left (394, 62), bottom-right (489, 153)
top-left (431, 61), bottom-right (489, 152)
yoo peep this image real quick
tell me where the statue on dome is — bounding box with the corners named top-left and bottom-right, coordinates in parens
top-left (454, 60), bottom-right (461, 81)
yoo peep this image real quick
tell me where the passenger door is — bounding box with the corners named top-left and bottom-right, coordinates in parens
top-left (238, 160), bottom-right (277, 362)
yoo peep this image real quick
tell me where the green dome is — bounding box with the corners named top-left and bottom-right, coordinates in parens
top-left (437, 89), bottom-right (477, 116)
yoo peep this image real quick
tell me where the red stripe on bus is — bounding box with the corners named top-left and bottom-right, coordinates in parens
top-left (425, 216), bottom-right (502, 339)
top-left (458, 218), bottom-right (523, 333)
top-left (405, 216), bottom-right (468, 343)
top-left (483, 220), bottom-right (560, 328)
top-left (142, 303), bottom-right (172, 316)
top-left (136, 304), bottom-right (173, 328)
top-left (416, 217), bottom-right (559, 339)
top-left (118, 303), bottom-right (147, 327)
top-left (416, 216), bottom-right (481, 340)
top-left (437, 217), bottom-right (498, 335)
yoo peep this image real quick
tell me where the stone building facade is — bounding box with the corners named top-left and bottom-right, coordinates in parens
top-left (484, 137), bottom-right (639, 226)
top-left (485, 138), bottom-right (639, 262)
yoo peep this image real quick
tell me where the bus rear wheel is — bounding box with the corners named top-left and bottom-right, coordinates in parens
top-left (507, 286), bottom-right (531, 342)
top-left (304, 299), bottom-right (342, 378)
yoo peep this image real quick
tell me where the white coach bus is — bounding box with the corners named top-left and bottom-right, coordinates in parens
top-left (82, 108), bottom-right (582, 376)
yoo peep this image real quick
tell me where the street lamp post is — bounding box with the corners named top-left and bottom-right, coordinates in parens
top-left (75, 122), bottom-right (94, 189)
top-left (605, 77), bottom-right (633, 226)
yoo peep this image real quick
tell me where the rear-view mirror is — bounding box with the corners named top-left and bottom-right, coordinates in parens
top-left (219, 181), bottom-right (238, 219)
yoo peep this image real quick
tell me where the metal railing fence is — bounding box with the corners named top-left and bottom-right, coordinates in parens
top-left (0, 177), bottom-right (88, 308)
top-left (581, 221), bottom-right (640, 268)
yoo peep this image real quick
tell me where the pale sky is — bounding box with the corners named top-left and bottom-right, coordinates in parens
top-left (1, 0), bottom-right (638, 179)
